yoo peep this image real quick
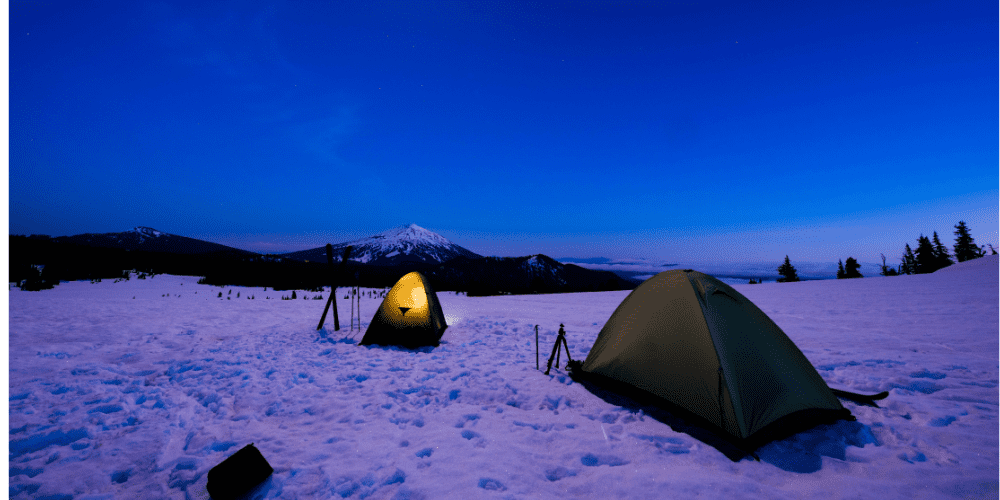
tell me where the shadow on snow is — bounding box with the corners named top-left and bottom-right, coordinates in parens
top-left (315, 328), bottom-right (445, 353)
top-left (567, 368), bottom-right (878, 471)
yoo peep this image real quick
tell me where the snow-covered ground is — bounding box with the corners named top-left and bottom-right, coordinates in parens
top-left (7, 256), bottom-right (999, 499)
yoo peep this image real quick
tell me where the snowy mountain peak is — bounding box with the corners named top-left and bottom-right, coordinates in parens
top-left (132, 227), bottom-right (163, 238)
top-left (521, 254), bottom-right (563, 276)
top-left (362, 224), bottom-right (452, 247)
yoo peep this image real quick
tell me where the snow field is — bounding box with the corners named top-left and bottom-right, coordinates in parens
top-left (7, 257), bottom-right (999, 499)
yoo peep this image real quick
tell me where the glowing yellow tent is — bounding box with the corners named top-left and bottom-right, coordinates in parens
top-left (359, 272), bottom-right (447, 348)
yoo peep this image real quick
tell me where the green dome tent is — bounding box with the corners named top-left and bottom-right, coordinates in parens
top-left (575, 269), bottom-right (862, 454)
top-left (359, 271), bottom-right (447, 349)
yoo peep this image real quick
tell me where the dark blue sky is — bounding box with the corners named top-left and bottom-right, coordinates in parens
top-left (9, 1), bottom-right (997, 262)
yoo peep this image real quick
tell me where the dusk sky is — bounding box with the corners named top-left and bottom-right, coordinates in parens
top-left (8, 1), bottom-right (997, 263)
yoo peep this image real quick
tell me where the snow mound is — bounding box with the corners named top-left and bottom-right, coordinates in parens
top-left (934, 254), bottom-right (997, 275)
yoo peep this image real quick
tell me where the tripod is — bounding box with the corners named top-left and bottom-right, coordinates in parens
top-left (544, 325), bottom-right (573, 375)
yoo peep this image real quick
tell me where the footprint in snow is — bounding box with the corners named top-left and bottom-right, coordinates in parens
top-left (959, 380), bottom-right (998, 388)
top-left (414, 447), bottom-right (434, 468)
top-left (461, 429), bottom-right (487, 448)
top-left (111, 468), bottom-right (132, 484)
top-left (886, 380), bottom-right (945, 394)
top-left (9, 428), bottom-right (88, 460)
top-left (910, 369), bottom-right (946, 380)
top-left (544, 466), bottom-right (578, 481)
top-left (928, 415), bottom-right (957, 427)
top-left (454, 414), bottom-right (480, 428)
top-left (9, 466), bottom-right (44, 478)
top-left (632, 434), bottom-right (693, 454)
top-left (898, 450), bottom-right (928, 463)
top-left (580, 453), bottom-right (629, 467)
top-left (478, 478), bottom-right (507, 491)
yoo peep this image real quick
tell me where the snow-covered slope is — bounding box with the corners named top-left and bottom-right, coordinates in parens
top-left (7, 261), bottom-right (998, 499)
top-left (283, 224), bottom-right (482, 266)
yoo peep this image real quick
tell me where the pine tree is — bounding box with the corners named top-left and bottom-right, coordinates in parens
top-left (20, 266), bottom-right (57, 291)
top-left (777, 256), bottom-right (800, 282)
top-left (952, 221), bottom-right (980, 262)
top-left (292, 290), bottom-right (297, 299)
top-left (900, 244), bottom-right (917, 275)
top-left (880, 253), bottom-right (898, 276)
top-left (914, 235), bottom-right (937, 273)
top-left (844, 257), bottom-right (863, 278)
top-left (931, 231), bottom-right (953, 270)
top-left (836, 259), bottom-right (846, 279)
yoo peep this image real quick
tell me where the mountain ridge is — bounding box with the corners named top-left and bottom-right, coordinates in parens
top-left (50, 227), bottom-right (257, 256)
top-left (11, 225), bottom-right (638, 294)
top-left (429, 253), bottom-right (636, 294)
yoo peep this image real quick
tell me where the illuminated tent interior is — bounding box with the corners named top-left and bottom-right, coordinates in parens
top-left (359, 271), bottom-right (448, 349)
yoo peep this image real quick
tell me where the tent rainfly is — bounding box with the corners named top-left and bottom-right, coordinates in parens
top-left (359, 272), bottom-right (447, 348)
top-left (576, 269), bottom-right (857, 452)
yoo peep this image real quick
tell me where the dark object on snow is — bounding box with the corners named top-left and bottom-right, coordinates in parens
top-left (572, 269), bottom-right (862, 459)
top-left (207, 443), bottom-right (273, 500)
top-left (544, 324), bottom-right (573, 375)
top-left (830, 389), bottom-right (889, 408)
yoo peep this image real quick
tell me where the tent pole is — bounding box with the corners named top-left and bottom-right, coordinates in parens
top-left (317, 244), bottom-right (338, 331)
top-left (326, 246), bottom-right (353, 331)
top-left (535, 325), bottom-right (539, 370)
top-left (560, 334), bottom-right (573, 365)
top-left (544, 330), bottom-right (563, 375)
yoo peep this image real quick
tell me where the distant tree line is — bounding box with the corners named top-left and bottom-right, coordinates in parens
top-left (891, 221), bottom-right (990, 276)
top-left (8, 235), bottom-right (337, 291)
top-left (9, 236), bottom-right (175, 289)
top-left (766, 220), bottom-right (993, 284)
top-left (9, 236), bottom-right (632, 295)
